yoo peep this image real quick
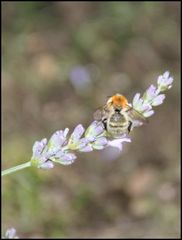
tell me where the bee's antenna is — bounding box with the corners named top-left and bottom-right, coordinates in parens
top-left (106, 95), bottom-right (112, 99)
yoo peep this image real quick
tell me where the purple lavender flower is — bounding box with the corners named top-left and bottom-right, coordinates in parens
top-left (108, 136), bottom-right (131, 151)
top-left (69, 125), bottom-right (85, 142)
top-left (157, 71), bottom-right (173, 91)
top-left (31, 138), bottom-right (52, 169)
top-left (85, 121), bottom-right (104, 138)
top-left (48, 129), bottom-right (69, 150)
top-left (67, 124), bottom-right (94, 152)
top-left (79, 145), bottom-right (93, 152)
top-left (53, 150), bottom-right (77, 165)
top-left (68, 124), bottom-right (85, 150)
top-left (69, 122), bottom-right (108, 151)
top-left (31, 128), bottom-right (72, 168)
top-left (142, 109), bottom-right (154, 118)
top-left (143, 85), bottom-right (158, 101)
top-left (69, 66), bottom-right (91, 91)
top-left (133, 94), bottom-right (152, 112)
top-left (40, 160), bottom-right (54, 169)
top-left (132, 71), bottom-right (173, 119)
top-left (92, 136), bottom-right (108, 150)
top-left (151, 94), bottom-right (165, 106)
top-left (30, 121), bottom-right (107, 168)
top-left (32, 138), bottom-right (47, 159)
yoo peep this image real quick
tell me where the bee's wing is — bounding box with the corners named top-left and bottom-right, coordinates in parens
top-left (126, 107), bottom-right (148, 127)
top-left (93, 107), bottom-right (104, 121)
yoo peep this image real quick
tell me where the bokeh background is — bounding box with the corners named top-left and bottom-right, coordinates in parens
top-left (2, 2), bottom-right (180, 238)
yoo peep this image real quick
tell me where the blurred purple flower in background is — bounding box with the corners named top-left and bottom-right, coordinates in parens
top-left (69, 66), bottom-right (92, 91)
top-left (3, 228), bottom-right (18, 239)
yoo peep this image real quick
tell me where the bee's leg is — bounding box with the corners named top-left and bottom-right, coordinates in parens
top-left (102, 118), bottom-right (107, 131)
top-left (128, 121), bottom-right (132, 133)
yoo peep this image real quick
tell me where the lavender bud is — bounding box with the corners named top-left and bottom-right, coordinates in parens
top-left (48, 130), bottom-right (67, 149)
top-left (85, 121), bottom-right (104, 138)
top-left (79, 145), bottom-right (93, 152)
top-left (70, 124), bottom-right (85, 141)
top-left (143, 84), bottom-right (158, 101)
top-left (151, 94), bottom-right (165, 106)
top-left (39, 160), bottom-right (54, 169)
top-left (55, 152), bottom-right (77, 165)
top-left (143, 110), bottom-right (155, 118)
top-left (92, 137), bottom-right (108, 150)
top-left (76, 138), bottom-right (91, 149)
top-left (157, 71), bottom-right (173, 91)
top-left (68, 124), bottom-right (85, 150)
top-left (32, 138), bottom-right (47, 158)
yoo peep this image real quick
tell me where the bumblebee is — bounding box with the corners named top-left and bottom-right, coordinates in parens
top-left (94, 94), bottom-right (147, 138)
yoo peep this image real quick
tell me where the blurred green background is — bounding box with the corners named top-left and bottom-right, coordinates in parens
top-left (2, 2), bottom-right (180, 238)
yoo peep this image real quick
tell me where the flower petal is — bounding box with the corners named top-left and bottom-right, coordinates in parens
top-left (32, 138), bottom-right (47, 158)
top-left (76, 137), bottom-right (91, 149)
top-left (85, 121), bottom-right (104, 137)
top-left (63, 128), bottom-right (69, 138)
top-left (44, 147), bottom-right (58, 158)
top-left (143, 110), bottom-right (155, 117)
top-left (55, 151), bottom-right (77, 165)
top-left (108, 137), bottom-right (131, 151)
top-left (133, 98), bottom-right (144, 111)
top-left (79, 145), bottom-right (93, 152)
top-left (163, 71), bottom-right (170, 79)
top-left (70, 124), bottom-right (85, 142)
top-left (132, 93), bottom-right (141, 107)
top-left (165, 76), bottom-right (173, 85)
top-left (140, 102), bottom-right (152, 112)
top-left (59, 153), bottom-right (77, 165)
top-left (152, 94), bottom-right (165, 106)
top-left (92, 137), bottom-right (108, 150)
top-left (157, 71), bottom-right (174, 91)
top-left (145, 84), bottom-right (157, 100)
top-left (48, 130), bottom-right (66, 149)
top-left (40, 160), bottom-right (54, 169)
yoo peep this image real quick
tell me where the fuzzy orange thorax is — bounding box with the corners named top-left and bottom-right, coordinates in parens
top-left (107, 94), bottom-right (129, 109)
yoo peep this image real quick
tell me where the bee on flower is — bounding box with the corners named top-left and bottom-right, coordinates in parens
top-left (94, 93), bottom-right (147, 138)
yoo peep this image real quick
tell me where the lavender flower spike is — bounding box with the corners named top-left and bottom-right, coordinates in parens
top-left (2, 71), bottom-right (173, 177)
top-left (132, 71), bottom-right (173, 119)
top-left (28, 71), bottom-right (173, 170)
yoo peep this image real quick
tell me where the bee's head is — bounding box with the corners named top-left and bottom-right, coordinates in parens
top-left (107, 94), bottom-right (129, 109)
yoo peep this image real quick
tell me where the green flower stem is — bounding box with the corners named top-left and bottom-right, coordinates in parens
top-left (2, 161), bottom-right (31, 177)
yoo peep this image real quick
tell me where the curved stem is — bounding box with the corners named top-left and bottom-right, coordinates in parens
top-left (2, 161), bottom-right (31, 177)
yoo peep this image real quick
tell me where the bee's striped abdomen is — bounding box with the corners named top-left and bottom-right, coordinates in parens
top-left (107, 112), bottom-right (129, 137)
